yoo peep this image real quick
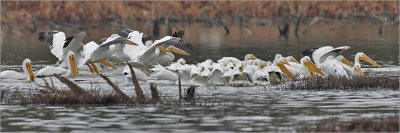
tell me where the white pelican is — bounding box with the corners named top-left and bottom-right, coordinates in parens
top-left (77, 34), bottom-right (138, 74)
top-left (336, 55), bottom-right (354, 67)
top-left (319, 55), bottom-right (349, 77)
top-left (284, 56), bottom-right (325, 80)
top-left (286, 56), bottom-right (300, 64)
top-left (111, 28), bottom-right (153, 62)
top-left (217, 57), bottom-right (241, 69)
top-left (122, 65), bottom-right (149, 84)
top-left (209, 62), bottom-right (230, 86)
top-left (123, 30), bottom-right (193, 67)
top-left (342, 52), bottom-right (381, 77)
top-left (38, 31), bottom-right (86, 67)
top-left (187, 65), bottom-right (209, 86)
top-left (302, 46), bottom-right (350, 65)
top-left (35, 51), bottom-right (78, 78)
top-left (252, 66), bottom-right (283, 85)
top-left (148, 64), bottom-right (178, 85)
top-left (0, 59), bottom-right (35, 81)
top-left (272, 58), bottom-right (296, 81)
top-left (167, 58), bottom-right (193, 85)
top-left (251, 58), bottom-right (296, 85)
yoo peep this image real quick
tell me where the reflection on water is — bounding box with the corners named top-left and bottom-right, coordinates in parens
top-left (1, 21), bottom-right (399, 67)
top-left (1, 87), bottom-right (399, 132)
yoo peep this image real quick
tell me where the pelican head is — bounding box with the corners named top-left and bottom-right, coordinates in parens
top-left (353, 63), bottom-right (364, 76)
top-left (355, 52), bottom-right (381, 68)
top-left (274, 54), bottom-right (283, 60)
top-left (22, 59), bottom-right (35, 81)
top-left (336, 55), bottom-right (354, 67)
top-left (157, 45), bottom-right (191, 56)
top-left (67, 51), bottom-right (77, 78)
top-left (286, 56), bottom-right (300, 64)
top-left (177, 58), bottom-right (186, 65)
top-left (245, 54), bottom-right (257, 61)
top-left (300, 56), bottom-right (325, 77)
top-left (274, 58), bottom-right (295, 80)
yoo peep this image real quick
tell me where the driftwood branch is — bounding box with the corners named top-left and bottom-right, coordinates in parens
top-left (126, 62), bottom-right (145, 102)
top-left (100, 74), bottom-right (130, 100)
top-left (54, 74), bottom-right (88, 95)
top-left (178, 75), bottom-right (182, 100)
top-left (149, 83), bottom-right (160, 102)
top-left (35, 78), bottom-right (57, 93)
top-left (184, 86), bottom-right (196, 101)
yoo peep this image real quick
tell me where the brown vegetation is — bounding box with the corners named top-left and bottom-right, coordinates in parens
top-left (284, 76), bottom-right (399, 91)
top-left (297, 115), bottom-right (399, 132)
top-left (2, 1), bottom-right (398, 27)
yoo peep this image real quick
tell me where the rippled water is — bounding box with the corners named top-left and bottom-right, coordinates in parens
top-left (1, 87), bottom-right (399, 132)
top-left (1, 21), bottom-right (399, 132)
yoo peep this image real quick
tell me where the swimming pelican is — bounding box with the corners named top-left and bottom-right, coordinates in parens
top-left (148, 64), bottom-right (178, 85)
top-left (123, 65), bottom-right (149, 84)
top-left (284, 56), bottom-right (325, 80)
top-left (35, 51), bottom-right (78, 78)
top-left (342, 52), bottom-right (381, 76)
top-left (209, 62), bottom-right (230, 85)
top-left (0, 59), bottom-right (35, 81)
top-left (252, 66), bottom-right (283, 85)
top-left (217, 57), bottom-right (241, 68)
top-left (38, 31), bottom-right (86, 67)
top-left (167, 58), bottom-right (193, 85)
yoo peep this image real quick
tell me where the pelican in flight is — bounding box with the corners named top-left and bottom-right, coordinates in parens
top-left (0, 59), bottom-right (35, 81)
top-left (38, 31), bottom-right (86, 67)
top-left (77, 34), bottom-right (138, 74)
top-left (35, 51), bottom-right (78, 78)
top-left (126, 30), bottom-right (193, 67)
top-left (111, 27), bottom-right (154, 62)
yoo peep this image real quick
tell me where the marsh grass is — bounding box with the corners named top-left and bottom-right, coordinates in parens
top-left (296, 114), bottom-right (399, 132)
top-left (284, 76), bottom-right (399, 91)
top-left (5, 89), bottom-right (164, 105)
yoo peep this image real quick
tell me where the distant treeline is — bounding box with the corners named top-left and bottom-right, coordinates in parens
top-left (1, 1), bottom-right (399, 30)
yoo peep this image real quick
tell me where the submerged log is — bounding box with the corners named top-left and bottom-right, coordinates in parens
top-left (54, 74), bottom-right (88, 95)
top-left (100, 74), bottom-right (130, 100)
top-left (184, 86), bottom-right (196, 101)
top-left (149, 83), bottom-right (160, 102)
top-left (278, 23), bottom-right (289, 38)
top-left (127, 63), bottom-right (145, 102)
top-left (178, 75), bottom-right (182, 100)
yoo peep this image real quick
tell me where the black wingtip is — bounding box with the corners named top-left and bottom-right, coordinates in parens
top-left (172, 30), bottom-right (185, 38)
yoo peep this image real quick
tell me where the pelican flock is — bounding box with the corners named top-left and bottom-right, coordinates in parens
top-left (0, 28), bottom-right (383, 87)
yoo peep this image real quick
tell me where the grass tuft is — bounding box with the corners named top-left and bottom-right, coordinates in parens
top-left (296, 115), bottom-right (399, 132)
top-left (283, 76), bottom-right (399, 91)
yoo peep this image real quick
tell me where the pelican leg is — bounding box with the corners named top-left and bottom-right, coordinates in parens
top-left (99, 60), bottom-right (117, 69)
top-left (311, 72), bottom-right (316, 80)
top-left (90, 61), bottom-right (100, 75)
top-left (86, 64), bottom-right (95, 74)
